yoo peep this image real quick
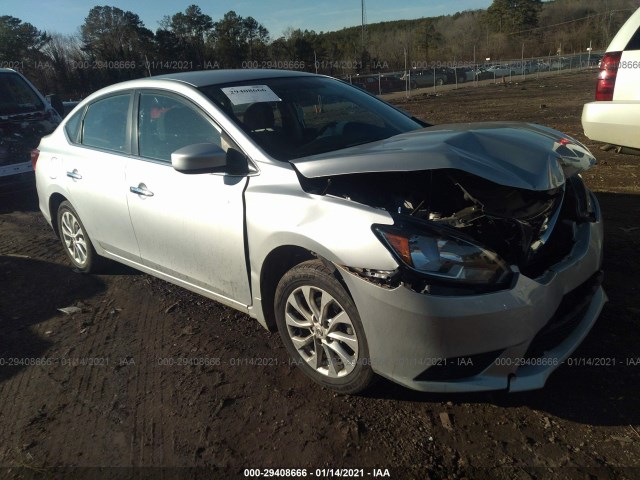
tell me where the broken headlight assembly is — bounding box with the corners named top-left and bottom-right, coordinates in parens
top-left (373, 222), bottom-right (513, 292)
top-left (566, 174), bottom-right (595, 222)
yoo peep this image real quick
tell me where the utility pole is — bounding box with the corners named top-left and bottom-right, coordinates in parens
top-left (361, 0), bottom-right (367, 52)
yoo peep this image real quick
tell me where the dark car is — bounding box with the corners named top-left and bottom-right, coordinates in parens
top-left (350, 74), bottom-right (405, 94)
top-left (585, 53), bottom-right (603, 67)
top-left (63, 101), bottom-right (80, 117)
top-left (436, 67), bottom-right (476, 84)
top-left (436, 67), bottom-right (456, 84)
top-left (403, 69), bottom-right (447, 88)
top-left (0, 69), bottom-right (61, 192)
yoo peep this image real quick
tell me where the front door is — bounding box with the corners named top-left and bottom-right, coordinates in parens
top-left (126, 91), bottom-right (251, 306)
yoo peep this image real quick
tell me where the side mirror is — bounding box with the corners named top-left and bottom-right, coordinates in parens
top-left (171, 143), bottom-right (227, 173)
top-left (226, 148), bottom-right (250, 175)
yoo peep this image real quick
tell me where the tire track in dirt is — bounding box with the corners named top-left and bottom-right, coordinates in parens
top-left (129, 291), bottom-right (165, 467)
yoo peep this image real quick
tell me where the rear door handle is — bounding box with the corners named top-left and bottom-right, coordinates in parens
top-left (130, 183), bottom-right (154, 197)
top-left (66, 169), bottom-right (82, 180)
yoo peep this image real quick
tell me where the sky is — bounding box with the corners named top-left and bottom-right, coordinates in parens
top-left (2, 0), bottom-right (493, 38)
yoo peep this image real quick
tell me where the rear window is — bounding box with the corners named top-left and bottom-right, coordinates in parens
top-left (0, 72), bottom-right (45, 116)
top-left (626, 26), bottom-right (640, 50)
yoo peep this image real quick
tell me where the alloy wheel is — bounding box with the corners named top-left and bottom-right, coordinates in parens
top-left (284, 285), bottom-right (359, 378)
top-left (60, 210), bottom-right (88, 267)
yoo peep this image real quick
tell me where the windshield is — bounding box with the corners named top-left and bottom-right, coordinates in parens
top-left (0, 72), bottom-right (45, 116)
top-left (199, 76), bottom-right (422, 160)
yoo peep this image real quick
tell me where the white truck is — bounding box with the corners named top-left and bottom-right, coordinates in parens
top-left (582, 8), bottom-right (640, 152)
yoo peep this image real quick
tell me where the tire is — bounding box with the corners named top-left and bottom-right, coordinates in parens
top-left (57, 201), bottom-right (103, 273)
top-left (275, 260), bottom-right (375, 394)
top-left (436, 78), bottom-right (444, 86)
top-left (457, 75), bottom-right (466, 84)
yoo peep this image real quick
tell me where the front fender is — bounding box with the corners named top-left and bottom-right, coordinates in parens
top-left (245, 165), bottom-right (398, 321)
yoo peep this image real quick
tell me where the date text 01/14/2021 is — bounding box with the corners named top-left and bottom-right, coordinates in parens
top-left (243, 468), bottom-right (391, 477)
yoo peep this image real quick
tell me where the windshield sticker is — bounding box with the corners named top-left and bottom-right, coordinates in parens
top-left (221, 85), bottom-right (282, 105)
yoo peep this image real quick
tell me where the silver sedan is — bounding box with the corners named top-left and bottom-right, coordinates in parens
top-left (35, 70), bottom-right (606, 394)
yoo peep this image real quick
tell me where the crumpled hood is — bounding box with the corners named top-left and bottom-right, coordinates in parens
top-left (290, 122), bottom-right (596, 191)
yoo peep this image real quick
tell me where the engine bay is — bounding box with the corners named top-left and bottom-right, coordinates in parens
top-left (301, 168), bottom-right (588, 278)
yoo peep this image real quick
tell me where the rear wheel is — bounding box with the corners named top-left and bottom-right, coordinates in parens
top-left (57, 201), bottom-right (103, 273)
top-left (275, 260), bottom-right (375, 394)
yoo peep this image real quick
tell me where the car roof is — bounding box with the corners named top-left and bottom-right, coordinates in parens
top-left (152, 69), bottom-right (316, 87)
top-left (70, 69), bottom-right (323, 106)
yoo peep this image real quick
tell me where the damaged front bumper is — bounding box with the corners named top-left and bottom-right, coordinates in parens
top-left (338, 196), bottom-right (606, 393)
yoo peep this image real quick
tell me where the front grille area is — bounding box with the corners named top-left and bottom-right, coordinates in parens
top-left (524, 271), bottom-right (603, 359)
top-left (413, 271), bottom-right (603, 383)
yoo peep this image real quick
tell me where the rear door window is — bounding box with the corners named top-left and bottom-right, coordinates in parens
top-left (81, 94), bottom-right (131, 153)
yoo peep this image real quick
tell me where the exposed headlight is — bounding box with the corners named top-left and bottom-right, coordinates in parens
top-left (374, 224), bottom-right (512, 286)
top-left (562, 174), bottom-right (596, 223)
top-left (571, 174), bottom-right (595, 220)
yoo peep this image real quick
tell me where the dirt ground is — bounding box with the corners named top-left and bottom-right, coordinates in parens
top-left (1, 69), bottom-right (639, 480)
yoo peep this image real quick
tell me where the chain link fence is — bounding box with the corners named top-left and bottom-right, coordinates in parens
top-left (334, 51), bottom-right (603, 96)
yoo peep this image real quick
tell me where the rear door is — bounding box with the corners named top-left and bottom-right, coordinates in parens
top-left (63, 92), bottom-right (141, 263)
top-left (125, 90), bottom-right (251, 306)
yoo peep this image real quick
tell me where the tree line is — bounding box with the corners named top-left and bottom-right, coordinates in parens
top-left (0, 0), bottom-right (638, 98)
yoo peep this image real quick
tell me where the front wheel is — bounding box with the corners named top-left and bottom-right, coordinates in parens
top-left (57, 201), bottom-right (103, 273)
top-left (275, 260), bottom-right (375, 394)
